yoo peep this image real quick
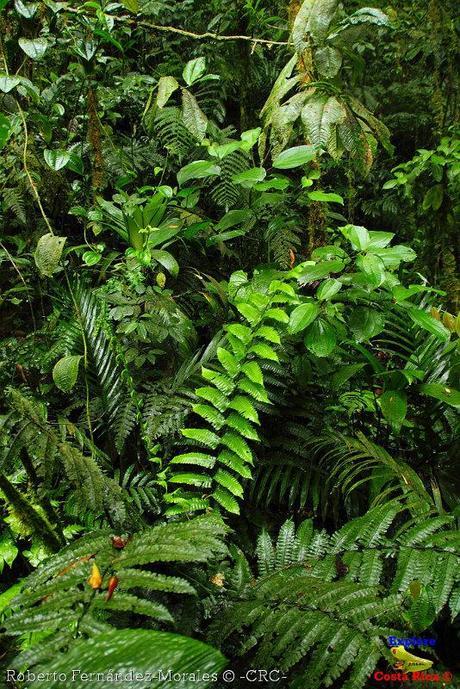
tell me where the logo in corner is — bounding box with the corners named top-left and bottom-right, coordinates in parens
top-left (391, 645), bottom-right (434, 673)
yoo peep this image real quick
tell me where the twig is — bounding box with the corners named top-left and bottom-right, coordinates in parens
top-left (64, 7), bottom-right (289, 47)
top-left (134, 21), bottom-right (289, 46)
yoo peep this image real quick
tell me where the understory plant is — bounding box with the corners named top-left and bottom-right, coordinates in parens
top-left (0, 0), bottom-right (459, 686)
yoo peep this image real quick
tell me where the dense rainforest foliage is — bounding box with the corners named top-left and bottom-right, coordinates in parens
top-left (0, 0), bottom-right (459, 687)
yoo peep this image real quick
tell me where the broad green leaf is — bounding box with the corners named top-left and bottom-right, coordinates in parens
top-left (82, 250), bottom-right (102, 266)
top-left (170, 452), bottom-right (216, 468)
top-left (181, 88), bottom-right (208, 141)
top-left (216, 209), bottom-right (252, 231)
top-left (14, 0), bottom-right (37, 17)
top-left (315, 46), bottom-right (342, 77)
top-left (44, 149), bottom-right (70, 171)
top-left (356, 254), bottom-right (386, 287)
top-left (232, 167), bottom-right (266, 188)
top-left (147, 221), bottom-right (182, 249)
top-left (273, 145), bottom-right (316, 169)
top-left (177, 160), bottom-right (220, 186)
top-left (370, 245), bottom-right (416, 268)
top-left (378, 390), bottom-right (407, 427)
top-left (34, 629), bottom-right (226, 688)
top-left (288, 302), bottom-right (320, 334)
top-left (316, 279), bottom-right (342, 301)
top-left (349, 307), bottom-right (385, 341)
top-left (221, 432), bottom-right (252, 463)
top-left (422, 184), bottom-right (443, 211)
top-left (256, 176), bottom-right (291, 191)
top-left (183, 57), bottom-right (206, 86)
top-left (151, 249), bottom-right (179, 277)
top-left (169, 473), bottom-right (212, 488)
top-left (408, 309), bottom-right (450, 341)
top-left (156, 76), bottom-right (179, 108)
top-left (341, 224), bottom-right (370, 251)
top-left (418, 384), bottom-right (460, 408)
top-left (308, 190), bottom-right (343, 204)
top-left (0, 75), bottom-right (22, 93)
top-left (34, 233), bottom-right (66, 276)
top-left (52, 355), bottom-right (82, 393)
top-left (292, 0), bottom-right (339, 46)
top-left (304, 319), bottom-right (336, 357)
top-left (301, 95), bottom-right (346, 152)
top-left (228, 396), bottom-right (259, 423)
top-left (214, 469), bottom-right (244, 497)
top-left (248, 342), bottom-right (279, 362)
top-left (255, 325), bottom-right (281, 344)
top-left (226, 323), bottom-right (252, 344)
top-left (18, 37), bottom-right (48, 60)
top-left (293, 260), bottom-right (345, 284)
top-left (392, 285), bottom-right (429, 303)
top-left (367, 231), bottom-right (394, 249)
top-left (240, 127), bottom-right (261, 147)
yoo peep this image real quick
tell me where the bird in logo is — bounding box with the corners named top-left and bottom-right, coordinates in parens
top-left (391, 645), bottom-right (433, 673)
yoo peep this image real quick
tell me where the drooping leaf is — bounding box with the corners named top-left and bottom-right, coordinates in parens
top-left (232, 167), bottom-right (266, 188)
top-left (341, 224), bottom-right (370, 251)
top-left (182, 57), bottom-right (206, 86)
top-left (156, 76), bottom-right (179, 108)
top-left (408, 309), bottom-right (450, 341)
top-left (177, 161), bottom-right (221, 186)
top-left (315, 46), bottom-right (342, 77)
top-left (349, 307), bottom-right (385, 341)
top-left (52, 355), bottom-right (82, 393)
top-left (304, 319), bottom-right (336, 356)
top-left (0, 75), bottom-right (22, 93)
top-left (272, 145), bottom-right (316, 169)
top-left (418, 384), bottom-right (460, 408)
top-left (151, 250), bottom-right (179, 277)
top-left (379, 390), bottom-right (407, 427)
top-left (181, 88), bottom-right (208, 141)
top-left (44, 149), bottom-right (70, 171)
top-left (18, 37), bottom-right (48, 60)
top-left (308, 190), bottom-right (343, 204)
top-left (301, 95), bottom-right (346, 151)
top-left (34, 233), bottom-right (66, 276)
top-left (288, 303), bottom-right (320, 334)
top-left (292, 0), bottom-right (339, 47)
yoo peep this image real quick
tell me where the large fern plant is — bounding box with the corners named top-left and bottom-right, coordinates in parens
top-left (1, 514), bottom-right (227, 671)
top-left (213, 501), bottom-right (460, 689)
top-left (164, 273), bottom-right (294, 516)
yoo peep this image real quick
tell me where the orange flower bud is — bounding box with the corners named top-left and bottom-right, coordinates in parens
top-left (106, 575), bottom-right (119, 601)
top-left (87, 562), bottom-right (103, 589)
